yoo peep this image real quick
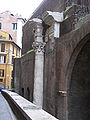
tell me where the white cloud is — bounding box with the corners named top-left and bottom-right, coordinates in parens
top-left (0, 0), bottom-right (43, 18)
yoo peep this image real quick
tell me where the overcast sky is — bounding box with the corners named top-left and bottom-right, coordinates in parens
top-left (0, 0), bottom-right (43, 19)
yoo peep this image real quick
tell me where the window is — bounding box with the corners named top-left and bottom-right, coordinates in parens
top-left (1, 43), bottom-right (5, 52)
top-left (0, 55), bottom-right (6, 63)
top-left (12, 23), bottom-right (17, 30)
top-left (12, 45), bottom-right (14, 54)
top-left (16, 48), bottom-right (17, 56)
top-left (0, 69), bottom-right (4, 77)
top-left (0, 79), bottom-right (3, 82)
top-left (0, 23), bottom-right (2, 29)
top-left (12, 56), bottom-right (14, 64)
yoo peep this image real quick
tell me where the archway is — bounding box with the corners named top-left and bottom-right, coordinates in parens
top-left (68, 40), bottom-right (90, 120)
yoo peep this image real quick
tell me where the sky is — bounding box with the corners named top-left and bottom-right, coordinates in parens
top-left (0, 0), bottom-right (43, 19)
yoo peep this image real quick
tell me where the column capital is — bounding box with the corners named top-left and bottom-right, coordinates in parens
top-left (32, 41), bottom-right (46, 53)
top-left (29, 18), bottom-right (43, 42)
top-left (29, 18), bottom-right (42, 28)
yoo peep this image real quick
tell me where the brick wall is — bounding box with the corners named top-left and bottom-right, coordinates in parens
top-left (14, 58), bottom-right (21, 94)
top-left (20, 52), bottom-right (35, 102)
top-left (15, 0), bottom-right (90, 120)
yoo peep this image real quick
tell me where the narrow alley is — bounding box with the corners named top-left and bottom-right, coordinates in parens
top-left (0, 92), bottom-right (17, 120)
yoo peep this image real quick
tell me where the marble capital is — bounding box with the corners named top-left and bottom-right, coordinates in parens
top-left (29, 18), bottom-right (42, 25)
top-left (29, 18), bottom-right (42, 31)
top-left (32, 41), bottom-right (46, 53)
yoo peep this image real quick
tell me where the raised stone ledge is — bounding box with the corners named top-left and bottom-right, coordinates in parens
top-left (1, 90), bottom-right (58, 120)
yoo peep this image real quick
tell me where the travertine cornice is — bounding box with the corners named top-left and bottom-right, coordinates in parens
top-left (42, 11), bottom-right (63, 26)
top-left (42, 11), bottom-right (64, 38)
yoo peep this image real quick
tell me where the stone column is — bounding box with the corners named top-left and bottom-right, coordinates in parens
top-left (29, 18), bottom-right (45, 108)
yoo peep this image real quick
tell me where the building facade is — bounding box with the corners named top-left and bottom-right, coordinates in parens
top-left (0, 11), bottom-right (25, 89)
top-left (0, 11), bottom-right (18, 43)
top-left (0, 30), bottom-right (20, 89)
top-left (14, 0), bottom-right (90, 120)
top-left (0, 11), bottom-right (25, 47)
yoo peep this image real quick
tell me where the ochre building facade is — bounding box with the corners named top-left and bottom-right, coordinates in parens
top-left (0, 30), bottom-right (20, 89)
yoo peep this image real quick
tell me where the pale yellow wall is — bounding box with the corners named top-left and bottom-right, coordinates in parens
top-left (5, 64), bottom-right (13, 89)
top-left (0, 65), bottom-right (5, 87)
top-left (11, 44), bottom-right (20, 56)
top-left (0, 64), bottom-right (13, 89)
top-left (0, 30), bottom-right (9, 40)
top-left (0, 41), bottom-right (20, 89)
top-left (0, 12), bottom-right (20, 89)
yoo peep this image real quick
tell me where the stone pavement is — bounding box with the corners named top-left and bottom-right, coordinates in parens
top-left (0, 92), bottom-right (17, 120)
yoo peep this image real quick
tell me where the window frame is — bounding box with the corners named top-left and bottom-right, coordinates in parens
top-left (0, 55), bottom-right (6, 64)
top-left (0, 69), bottom-right (4, 77)
top-left (12, 56), bottom-right (14, 64)
top-left (0, 23), bottom-right (2, 29)
top-left (12, 45), bottom-right (14, 54)
top-left (12, 23), bottom-right (17, 30)
top-left (1, 43), bottom-right (5, 52)
top-left (16, 47), bottom-right (17, 56)
top-left (0, 79), bottom-right (3, 82)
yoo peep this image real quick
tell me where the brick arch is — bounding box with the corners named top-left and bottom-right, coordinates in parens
top-left (64, 31), bottom-right (90, 120)
top-left (66, 35), bottom-right (90, 120)
top-left (66, 33), bottom-right (90, 90)
top-left (56, 19), bottom-right (90, 120)
top-left (63, 21), bottom-right (90, 91)
top-left (57, 21), bottom-right (90, 91)
top-left (56, 20), bottom-right (90, 120)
